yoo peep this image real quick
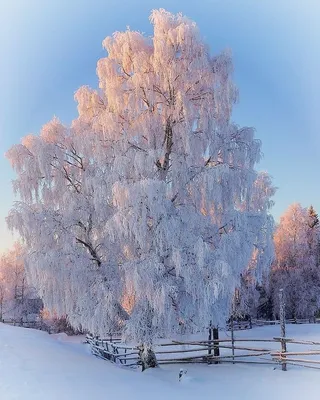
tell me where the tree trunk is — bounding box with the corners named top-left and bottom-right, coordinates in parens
top-left (139, 345), bottom-right (158, 371)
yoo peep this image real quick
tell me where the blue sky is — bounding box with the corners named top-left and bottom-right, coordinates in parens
top-left (0, 0), bottom-right (319, 251)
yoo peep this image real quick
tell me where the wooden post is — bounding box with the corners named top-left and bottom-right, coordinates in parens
top-left (208, 321), bottom-right (212, 358)
top-left (231, 315), bottom-right (235, 364)
top-left (213, 327), bottom-right (220, 364)
top-left (279, 289), bottom-right (287, 371)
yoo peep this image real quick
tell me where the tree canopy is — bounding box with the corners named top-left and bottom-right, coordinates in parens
top-left (6, 9), bottom-right (275, 344)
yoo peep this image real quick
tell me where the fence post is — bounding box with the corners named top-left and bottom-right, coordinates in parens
top-left (208, 321), bottom-right (212, 358)
top-left (230, 315), bottom-right (235, 364)
top-left (213, 326), bottom-right (220, 364)
top-left (279, 289), bottom-right (287, 371)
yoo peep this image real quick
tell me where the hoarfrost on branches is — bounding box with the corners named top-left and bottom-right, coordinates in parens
top-left (6, 9), bottom-right (275, 345)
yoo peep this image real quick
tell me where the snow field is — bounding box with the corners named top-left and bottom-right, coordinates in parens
top-left (1, 323), bottom-right (320, 400)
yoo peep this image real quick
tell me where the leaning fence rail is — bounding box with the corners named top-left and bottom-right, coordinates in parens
top-left (86, 335), bottom-right (140, 367)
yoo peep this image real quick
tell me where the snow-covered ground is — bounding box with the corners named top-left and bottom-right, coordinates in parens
top-left (1, 323), bottom-right (320, 400)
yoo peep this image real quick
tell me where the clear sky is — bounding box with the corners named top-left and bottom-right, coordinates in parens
top-left (0, 0), bottom-right (319, 252)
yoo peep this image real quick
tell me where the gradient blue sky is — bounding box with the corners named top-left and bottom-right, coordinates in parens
top-left (1, 0), bottom-right (319, 251)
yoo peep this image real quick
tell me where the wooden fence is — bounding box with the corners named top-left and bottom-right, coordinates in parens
top-left (86, 331), bottom-right (320, 371)
top-left (252, 318), bottom-right (320, 326)
top-left (154, 337), bottom-right (320, 370)
top-left (226, 318), bottom-right (320, 331)
top-left (5, 316), bottom-right (320, 371)
top-left (2, 318), bottom-right (43, 329)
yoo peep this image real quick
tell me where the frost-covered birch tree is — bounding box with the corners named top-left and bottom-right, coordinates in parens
top-left (0, 243), bottom-right (37, 321)
top-left (270, 203), bottom-right (320, 318)
top-left (7, 9), bottom-right (274, 359)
